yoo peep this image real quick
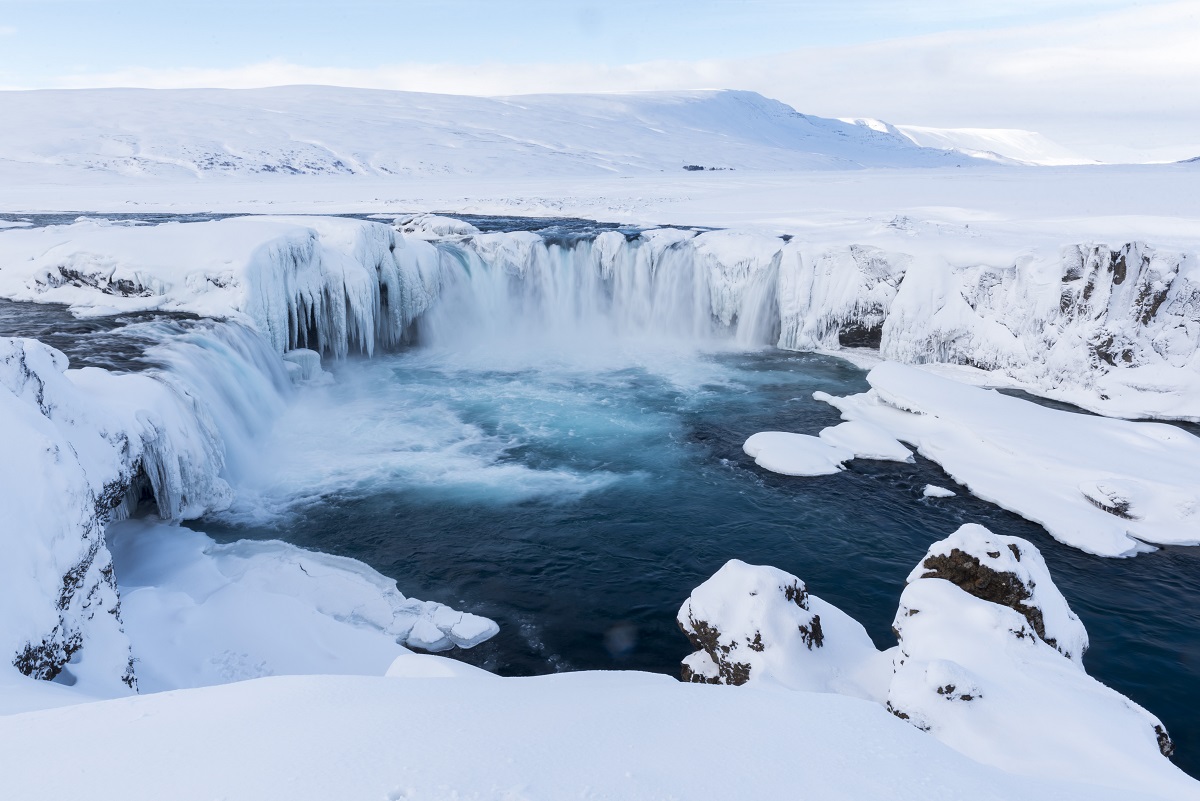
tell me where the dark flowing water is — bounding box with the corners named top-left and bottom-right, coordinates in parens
top-left (191, 344), bottom-right (1200, 779)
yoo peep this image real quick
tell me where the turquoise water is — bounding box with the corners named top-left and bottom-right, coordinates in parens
top-left (195, 345), bottom-right (1200, 778)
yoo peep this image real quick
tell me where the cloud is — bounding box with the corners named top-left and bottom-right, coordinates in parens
top-left (14, 1), bottom-right (1200, 161)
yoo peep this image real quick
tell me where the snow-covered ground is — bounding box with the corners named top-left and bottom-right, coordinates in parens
top-left (0, 87), bottom-right (979, 188)
top-left (2, 526), bottom-right (1195, 801)
top-left (2, 85), bottom-right (1199, 798)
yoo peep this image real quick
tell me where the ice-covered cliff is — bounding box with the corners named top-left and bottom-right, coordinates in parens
top-left (2, 215), bottom-right (1197, 421)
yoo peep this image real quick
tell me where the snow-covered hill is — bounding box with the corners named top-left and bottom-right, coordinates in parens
top-left (895, 125), bottom-right (1095, 166)
top-left (0, 87), bottom-right (984, 184)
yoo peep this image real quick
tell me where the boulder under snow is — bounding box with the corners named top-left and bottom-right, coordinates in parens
top-left (680, 525), bottom-right (1196, 800)
top-left (676, 559), bottom-right (883, 697)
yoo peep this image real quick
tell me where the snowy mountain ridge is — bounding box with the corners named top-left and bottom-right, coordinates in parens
top-left (0, 86), bottom-right (987, 184)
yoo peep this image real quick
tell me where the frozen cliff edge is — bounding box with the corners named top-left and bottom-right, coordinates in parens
top-left (0, 325), bottom-right (495, 697)
top-left (678, 525), bottom-right (1196, 800)
top-left (2, 216), bottom-right (1197, 420)
top-left (0, 216), bottom-right (443, 357)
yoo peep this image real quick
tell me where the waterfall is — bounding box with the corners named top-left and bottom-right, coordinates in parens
top-left (416, 229), bottom-right (784, 352)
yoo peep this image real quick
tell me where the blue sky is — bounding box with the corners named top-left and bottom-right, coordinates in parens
top-left (0, 1), bottom-right (1196, 161)
top-left (0, 1), bottom-right (1155, 77)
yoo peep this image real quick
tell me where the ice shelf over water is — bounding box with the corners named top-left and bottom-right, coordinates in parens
top-left (815, 362), bottom-right (1200, 557)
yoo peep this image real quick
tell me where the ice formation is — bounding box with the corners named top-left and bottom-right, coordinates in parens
top-left (109, 519), bottom-right (498, 692)
top-left (679, 526), bottom-right (1196, 800)
top-left (816, 362), bottom-right (1200, 556)
top-left (0, 300), bottom-right (491, 691)
top-left (2, 217), bottom-right (1197, 423)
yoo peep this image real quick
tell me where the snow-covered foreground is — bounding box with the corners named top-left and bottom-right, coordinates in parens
top-left (0, 667), bottom-right (1166, 801)
top-left (2, 524), bottom-right (1194, 801)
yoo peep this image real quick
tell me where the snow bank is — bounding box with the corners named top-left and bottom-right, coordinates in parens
top-left (678, 526), bottom-right (1197, 801)
top-left (108, 519), bottom-right (497, 692)
top-left (0, 667), bottom-right (1174, 801)
top-left (817, 362), bottom-right (1200, 556)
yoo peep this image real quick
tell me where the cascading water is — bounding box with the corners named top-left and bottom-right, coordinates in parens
top-left (417, 229), bottom-right (783, 355)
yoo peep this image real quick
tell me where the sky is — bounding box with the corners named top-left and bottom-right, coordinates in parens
top-left (0, 0), bottom-right (1197, 162)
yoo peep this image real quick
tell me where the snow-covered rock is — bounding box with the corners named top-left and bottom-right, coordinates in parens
top-left (0, 334), bottom-right (232, 695)
top-left (677, 559), bottom-right (883, 697)
top-left (888, 526), bottom-right (1182, 794)
top-left (679, 525), bottom-right (1196, 800)
top-left (903, 525), bottom-right (1088, 662)
top-left (816, 362), bottom-right (1200, 556)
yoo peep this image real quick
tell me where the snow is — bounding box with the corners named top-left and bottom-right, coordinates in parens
top-left (889, 526), bottom-right (1182, 794)
top-left (923, 484), bottom-right (957, 498)
top-left (818, 420), bottom-right (914, 462)
top-left (0, 87), bottom-right (980, 188)
top-left (743, 431), bottom-right (852, 476)
top-left (0, 668), bottom-right (1179, 801)
top-left (892, 125), bottom-right (1097, 166)
top-left (678, 559), bottom-right (889, 698)
top-left (743, 417), bottom-right (910, 477)
top-left (0, 215), bottom-right (443, 357)
top-left (669, 527), bottom-right (1197, 801)
top-left (0, 85), bottom-right (1199, 798)
top-left (107, 518), bottom-right (498, 692)
top-left (816, 362), bottom-right (1200, 556)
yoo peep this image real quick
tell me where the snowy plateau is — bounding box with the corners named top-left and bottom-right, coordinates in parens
top-left (0, 87), bottom-right (1199, 800)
